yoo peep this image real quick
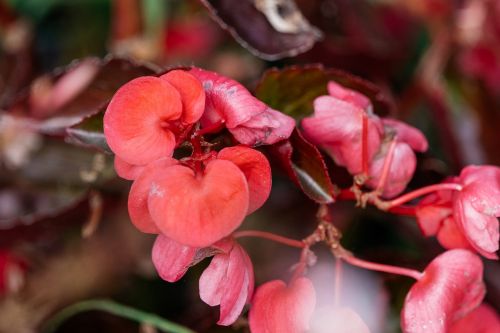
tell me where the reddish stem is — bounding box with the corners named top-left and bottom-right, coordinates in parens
top-left (343, 255), bottom-right (423, 280)
top-left (361, 113), bottom-right (369, 176)
top-left (194, 121), bottom-right (224, 137)
top-left (388, 205), bottom-right (416, 216)
top-left (375, 138), bottom-right (397, 193)
top-left (233, 230), bottom-right (305, 249)
top-left (386, 183), bottom-right (462, 208)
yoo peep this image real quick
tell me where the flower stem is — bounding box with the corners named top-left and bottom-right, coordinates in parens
top-left (342, 255), bottom-right (422, 280)
top-left (362, 113), bottom-right (369, 176)
top-left (233, 230), bottom-right (305, 249)
top-left (385, 183), bottom-right (462, 208)
top-left (375, 138), bottom-right (397, 193)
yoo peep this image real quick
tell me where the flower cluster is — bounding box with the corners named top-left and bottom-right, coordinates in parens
top-left (302, 81), bottom-right (428, 198)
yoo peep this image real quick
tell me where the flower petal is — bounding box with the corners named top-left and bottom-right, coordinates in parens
top-left (449, 303), bottom-right (500, 333)
top-left (114, 156), bottom-right (145, 180)
top-left (382, 118), bottom-right (428, 152)
top-left (152, 234), bottom-right (198, 282)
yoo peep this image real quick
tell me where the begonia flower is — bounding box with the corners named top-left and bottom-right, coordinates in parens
top-left (449, 303), bottom-right (500, 333)
top-left (416, 166), bottom-right (500, 259)
top-left (190, 67), bottom-right (295, 145)
top-left (249, 277), bottom-right (316, 333)
top-left (217, 146), bottom-right (271, 214)
top-left (301, 93), bottom-right (383, 175)
top-left (199, 238), bottom-right (254, 326)
top-left (402, 249), bottom-right (485, 333)
top-left (152, 234), bottom-right (199, 283)
top-left (366, 118), bottom-right (428, 198)
top-left (104, 70), bottom-right (204, 165)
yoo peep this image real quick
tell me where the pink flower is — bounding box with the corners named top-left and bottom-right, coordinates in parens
top-left (199, 238), bottom-right (254, 326)
top-left (249, 277), bottom-right (316, 333)
top-left (367, 119), bottom-right (428, 198)
top-left (152, 234), bottom-right (199, 282)
top-left (301, 92), bottom-right (383, 175)
top-left (449, 303), bottom-right (500, 333)
top-left (402, 249), bottom-right (485, 333)
top-left (416, 166), bottom-right (500, 259)
top-left (104, 70), bottom-right (205, 166)
top-left (189, 67), bottom-right (295, 145)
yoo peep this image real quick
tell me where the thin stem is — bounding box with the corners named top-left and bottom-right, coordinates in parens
top-left (343, 255), bottom-right (423, 280)
top-left (334, 257), bottom-right (343, 307)
top-left (233, 230), bottom-right (305, 249)
top-left (361, 113), bottom-right (369, 176)
top-left (386, 183), bottom-right (463, 208)
top-left (42, 299), bottom-right (196, 333)
top-left (375, 139), bottom-right (397, 193)
top-left (388, 205), bottom-right (416, 216)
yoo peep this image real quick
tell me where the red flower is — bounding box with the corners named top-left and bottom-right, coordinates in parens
top-left (416, 166), bottom-right (500, 259)
top-left (152, 234), bottom-right (199, 283)
top-left (104, 70), bottom-right (205, 166)
top-left (402, 249), bottom-right (485, 333)
top-left (449, 303), bottom-right (500, 333)
top-left (199, 238), bottom-right (254, 326)
top-left (249, 277), bottom-right (316, 333)
top-left (190, 67), bottom-right (295, 145)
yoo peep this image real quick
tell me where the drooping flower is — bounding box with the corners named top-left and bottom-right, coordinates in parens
top-left (366, 118), bottom-right (428, 198)
top-left (104, 70), bottom-right (205, 166)
top-left (416, 165), bottom-right (500, 259)
top-left (190, 67), bottom-right (295, 145)
top-left (402, 249), bottom-right (485, 333)
top-left (249, 277), bottom-right (316, 333)
top-left (199, 238), bottom-right (254, 326)
top-left (449, 303), bottom-right (500, 333)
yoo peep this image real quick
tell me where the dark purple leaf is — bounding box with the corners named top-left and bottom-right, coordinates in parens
top-left (199, 0), bottom-right (322, 60)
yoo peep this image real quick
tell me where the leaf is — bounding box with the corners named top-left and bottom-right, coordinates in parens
top-left (270, 129), bottom-right (335, 203)
top-left (42, 299), bottom-right (197, 333)
top-left (199, 0), bottom-right (322, 60)
top-left (255, 64), bottom-right (394, 119)
top-left (7, 56), bottom-right (158, 135)
top-left (66, 109), bottom-right (111, 153)
top-left (0, 187), bottom-right (89, 247)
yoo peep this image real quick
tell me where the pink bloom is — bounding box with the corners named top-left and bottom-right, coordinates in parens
top-left (416, 166), bottom-right (500, 259)
top-left (301, 93), bottom-right (383, 175)
top-left (402, 249), bottom-right (485, 333)
top-left (449, 303), bottom-right (500, 333)
top-left (104, 70), bottom-right (204, 166)
top-left (217, 146), bottom-right (271, 214)
top-left (152, 234), bottom-right (199, 282)
top-left (114, 156), bottom-right (145, 180)
top-left (367, 119), bottom-right (428, 198)
top-left (190, 67), bottom-right (294, 145)
top-left (199, 238), bottom-right (254, 326)
top-left (249, 277), bottom-right (316, 333)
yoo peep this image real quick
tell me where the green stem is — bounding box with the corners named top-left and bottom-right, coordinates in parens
top-left (42, 299), bottom-right (197, 333)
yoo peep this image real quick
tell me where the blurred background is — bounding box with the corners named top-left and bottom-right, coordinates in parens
top-left (0, 0), bottom-right (499, 332)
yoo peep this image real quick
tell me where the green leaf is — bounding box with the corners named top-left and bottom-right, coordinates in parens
top-left (42, 299), bottom-right (197, 333)
top-left (255, 64), bottom-right (393, 120)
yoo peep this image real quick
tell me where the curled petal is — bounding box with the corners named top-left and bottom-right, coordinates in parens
top-left (114, 156), bottom-right (145, 180)
top-left (190, 67), bottom-right (267, 128)
top-left (160, 70), bottom-right (205, 124)
top-left (402, 249), bottom-right (485, 333)
top-left (454, 197), bottom-right (499, 259)
top-left (128, 158), bottom-right (178, 233)
top-left (367, 142), bottom-right (416, 198)
top-left (199, 239), bottom-right (254, 325)
top-left (449, 303), bottom-right (500, 333)
top-left (152, 234), bottom-right (198, 282)
top-left (218, 146), bottom-right (271, 214)
top-left (104, 77), bottom-right (182, 165)
top-left (148, 160), bottom-right (249, 247)
top-left (249, 277), bottom-right (316, 333)
top-left (382, 118), bottom-right (428, 152)
top-left (436, 217), bottom-right (474, 251)
top-left (459, 165), bottom-right (500, 217)
top-left (229, 107), bottom-right (295, 146)
top-left (327, 81), bottom-right (371, 111)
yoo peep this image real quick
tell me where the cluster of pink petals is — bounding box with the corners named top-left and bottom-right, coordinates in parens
top-left (190, 68), bottom-right (295, 146)
top-left (402, 249), bottom-right (485, 333)
top-left (301, 81), bottom-right (428, 198)
top-left (416, 165), bottom-right (500, 259)
top-left (249, 277), bottom-right (316, 333)
top-left (152, 235), bottom-right (254, 326)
